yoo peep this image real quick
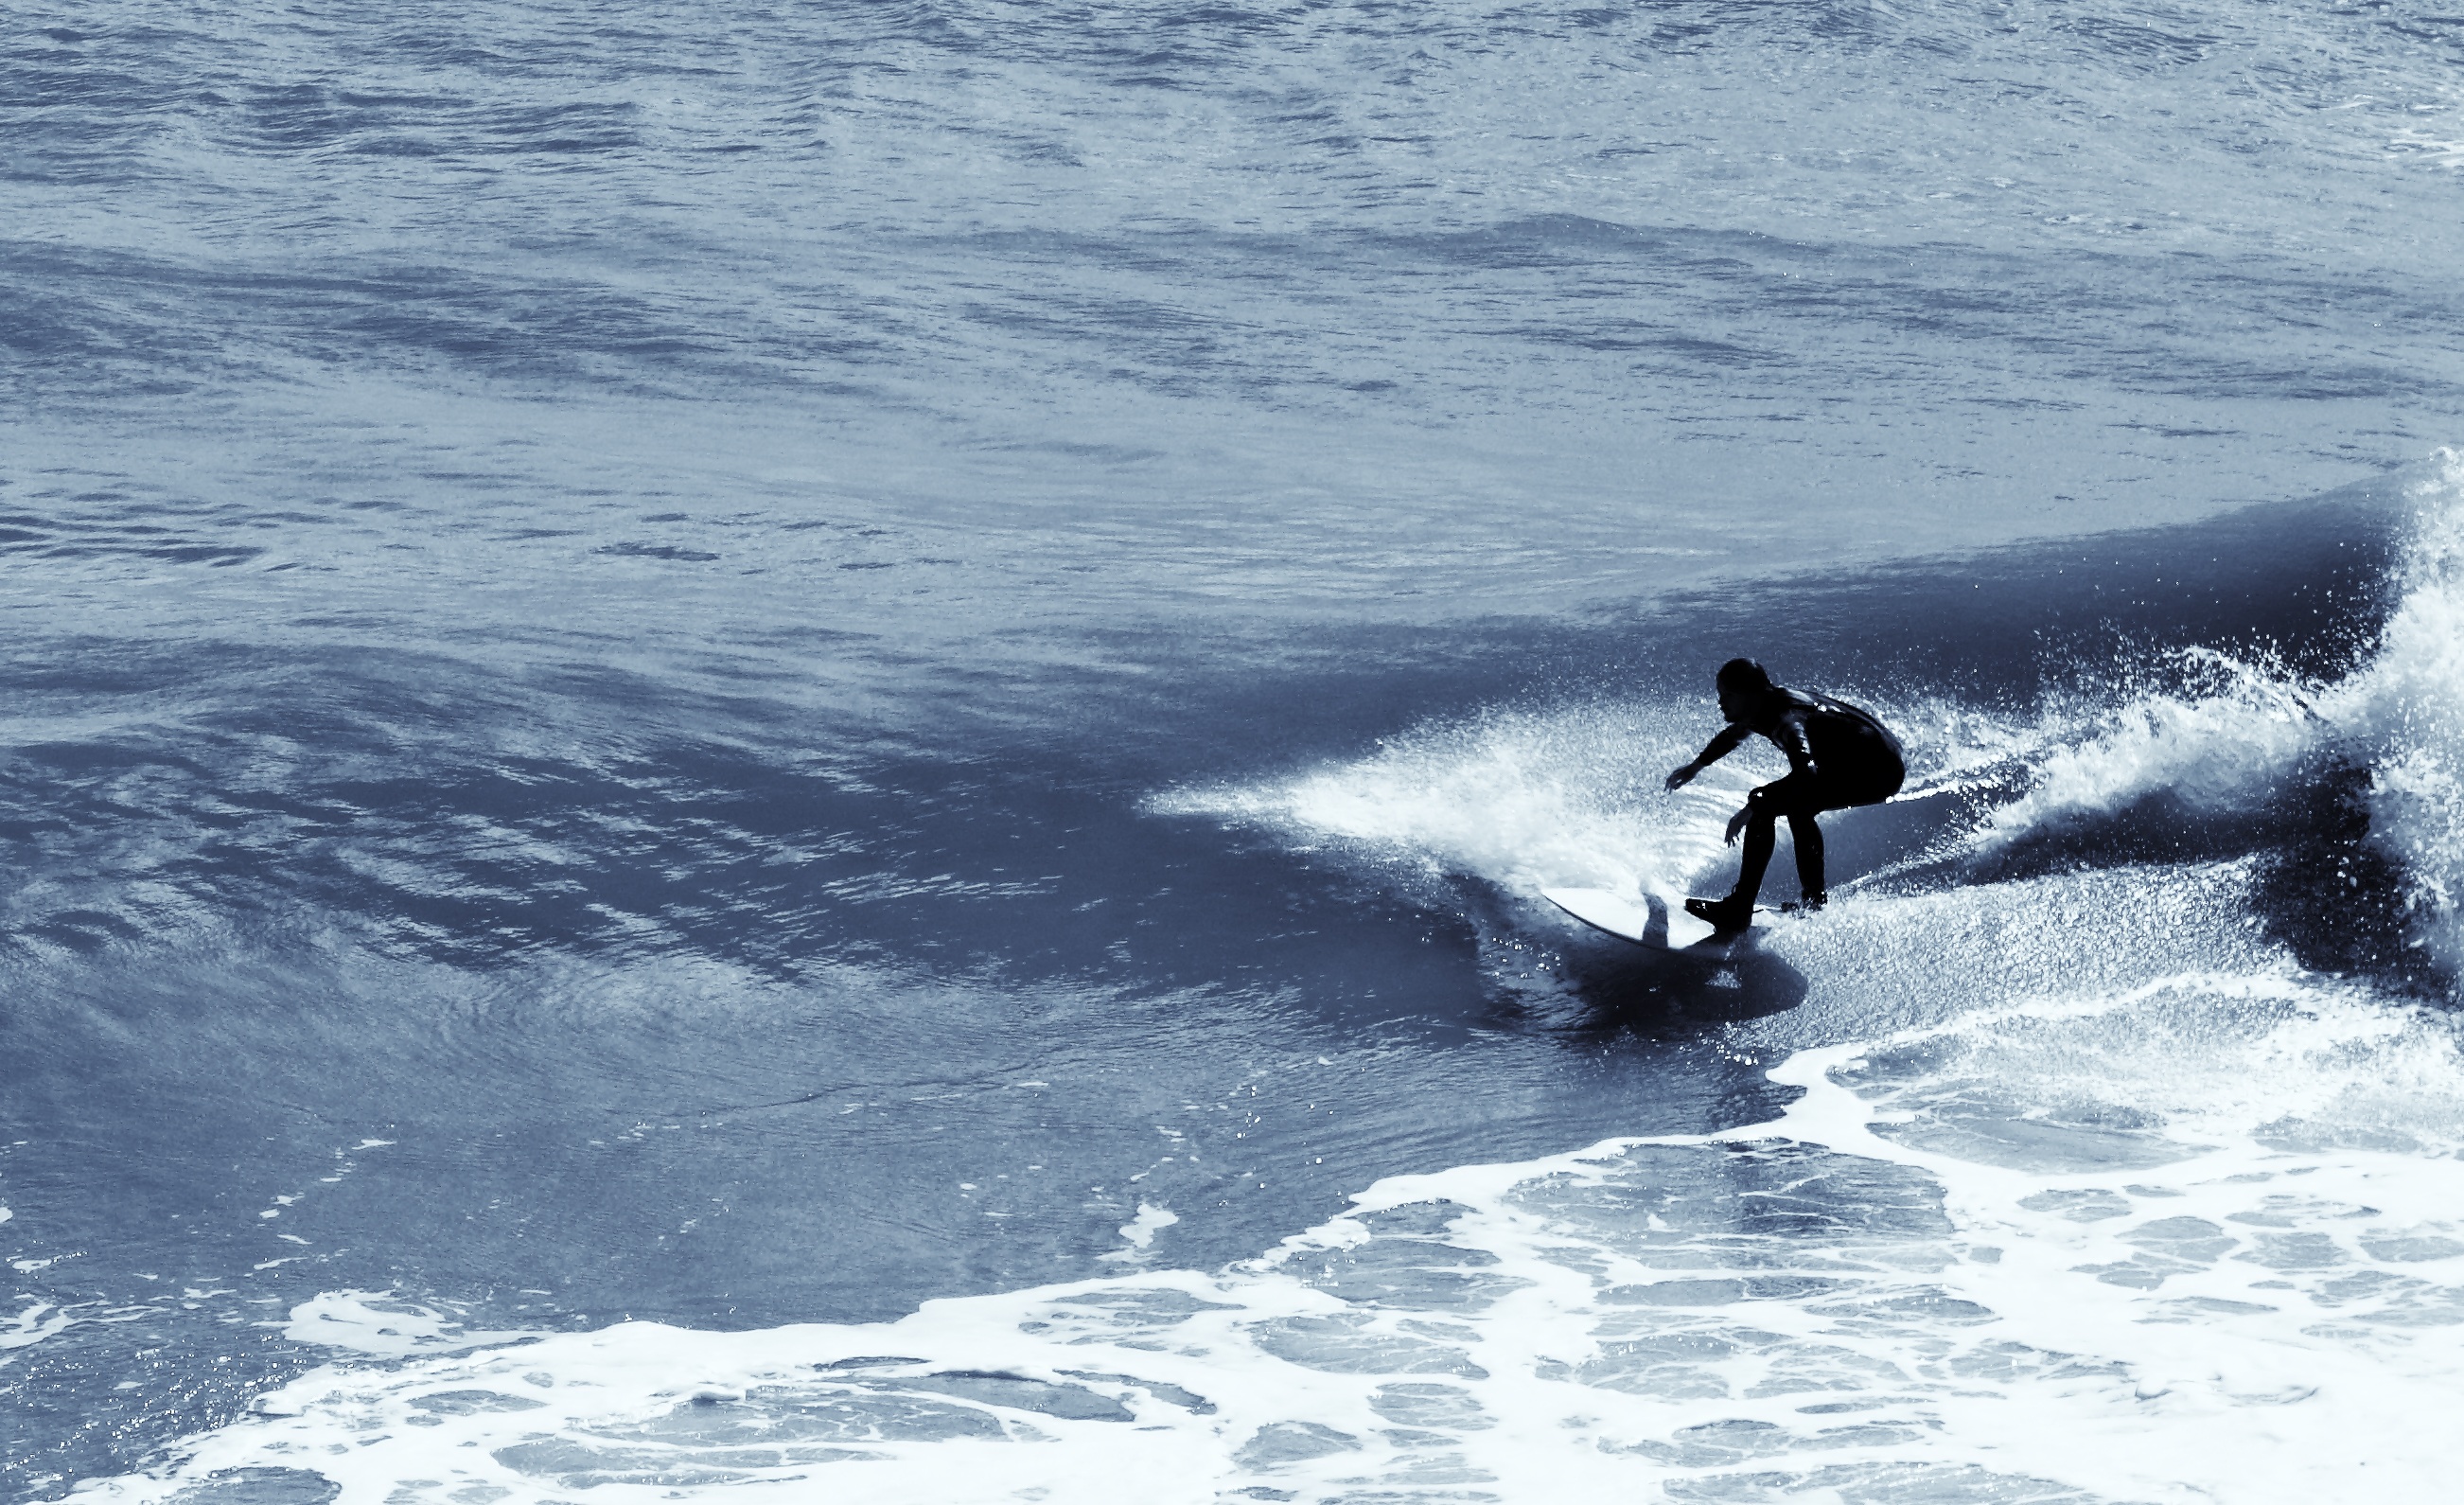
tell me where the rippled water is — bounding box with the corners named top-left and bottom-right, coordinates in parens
top-left (6, 0), bottom-right (2464, 1500)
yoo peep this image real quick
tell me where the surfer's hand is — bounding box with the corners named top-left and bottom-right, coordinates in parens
top-left (1724, 806), bottom-right (1751, 845)
top-left (1663, 763), bottom-right (1698, 791)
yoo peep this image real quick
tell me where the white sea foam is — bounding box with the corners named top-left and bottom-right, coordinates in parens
top-left (63, 942), bottom-right (2464, 1504)
top-left (1099, 1203), bottom-right (1182, 1265)
top-left (281, 1292), bottom-right (541, 1359)
top-left (2, 1300), bottom-right (78, 1354)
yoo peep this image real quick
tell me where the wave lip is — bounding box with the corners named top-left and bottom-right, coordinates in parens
top-left (1965, 452), bottom-right (2464, 981)
top-left (2351, 453), bottom-right (2464, 974)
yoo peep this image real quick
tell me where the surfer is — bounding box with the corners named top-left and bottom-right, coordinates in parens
top-left (1663, 658), bottom-right (1905, 931)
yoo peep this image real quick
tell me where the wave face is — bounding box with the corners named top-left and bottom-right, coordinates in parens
top-left (9, 0), bottom-right (2464, 1498)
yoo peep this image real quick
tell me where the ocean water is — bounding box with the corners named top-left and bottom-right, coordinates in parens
top-left (6, 0), bottom-right (2464, 1500)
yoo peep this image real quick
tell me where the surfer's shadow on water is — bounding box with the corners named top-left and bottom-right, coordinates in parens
top-left (1554, 934), bottom-right (1810, 1036)
top-left (1457, 882), bottom-right (1808, 1036)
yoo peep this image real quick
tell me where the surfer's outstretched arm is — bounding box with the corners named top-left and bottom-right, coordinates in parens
top-left (1665, 723), bottom-right (1750, 789)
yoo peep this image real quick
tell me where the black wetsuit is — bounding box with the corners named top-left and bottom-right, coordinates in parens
top-left (1751, 689), bottom-right (1906, 815)
top-left (1694, 688), bottom-right (1905, 912)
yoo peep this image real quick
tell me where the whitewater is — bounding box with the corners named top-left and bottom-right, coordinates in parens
top-left (9, 0), bottom-right (2464, 1501)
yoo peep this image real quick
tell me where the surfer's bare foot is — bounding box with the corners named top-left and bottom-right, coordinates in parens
top-left (1780, 892), bottom-right (1826, 915)
top-left (1684, 894), bottom-right (1754, 932)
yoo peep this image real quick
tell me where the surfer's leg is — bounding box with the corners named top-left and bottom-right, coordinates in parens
top-left (1786, 810), bottom-right (1824, 905)
top-left (1688, 801), bottom-right (1776, 930)
top-left (1730, 799), bottom-right (1779, 902)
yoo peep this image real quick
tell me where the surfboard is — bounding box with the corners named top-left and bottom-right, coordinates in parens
top-left (1540, 886), bottom-right (1745, 952)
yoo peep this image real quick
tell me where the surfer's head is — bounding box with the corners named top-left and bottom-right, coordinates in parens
top-left (1716, 657), bottom-right (1774, 722)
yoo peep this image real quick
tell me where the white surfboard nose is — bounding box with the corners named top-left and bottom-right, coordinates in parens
top-left (1540, 887), bottom-right (1646, 941)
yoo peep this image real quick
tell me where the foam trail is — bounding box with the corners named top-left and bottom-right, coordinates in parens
top-left (1153, 702), bottom-right (1751, 900)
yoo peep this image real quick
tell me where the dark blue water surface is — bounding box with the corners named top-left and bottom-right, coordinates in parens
top-left (5, 0), bottom-right (2461, 1496)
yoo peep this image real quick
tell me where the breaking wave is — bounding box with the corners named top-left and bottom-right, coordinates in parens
top-left (1166, 452), bottom-right (2464, 988)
